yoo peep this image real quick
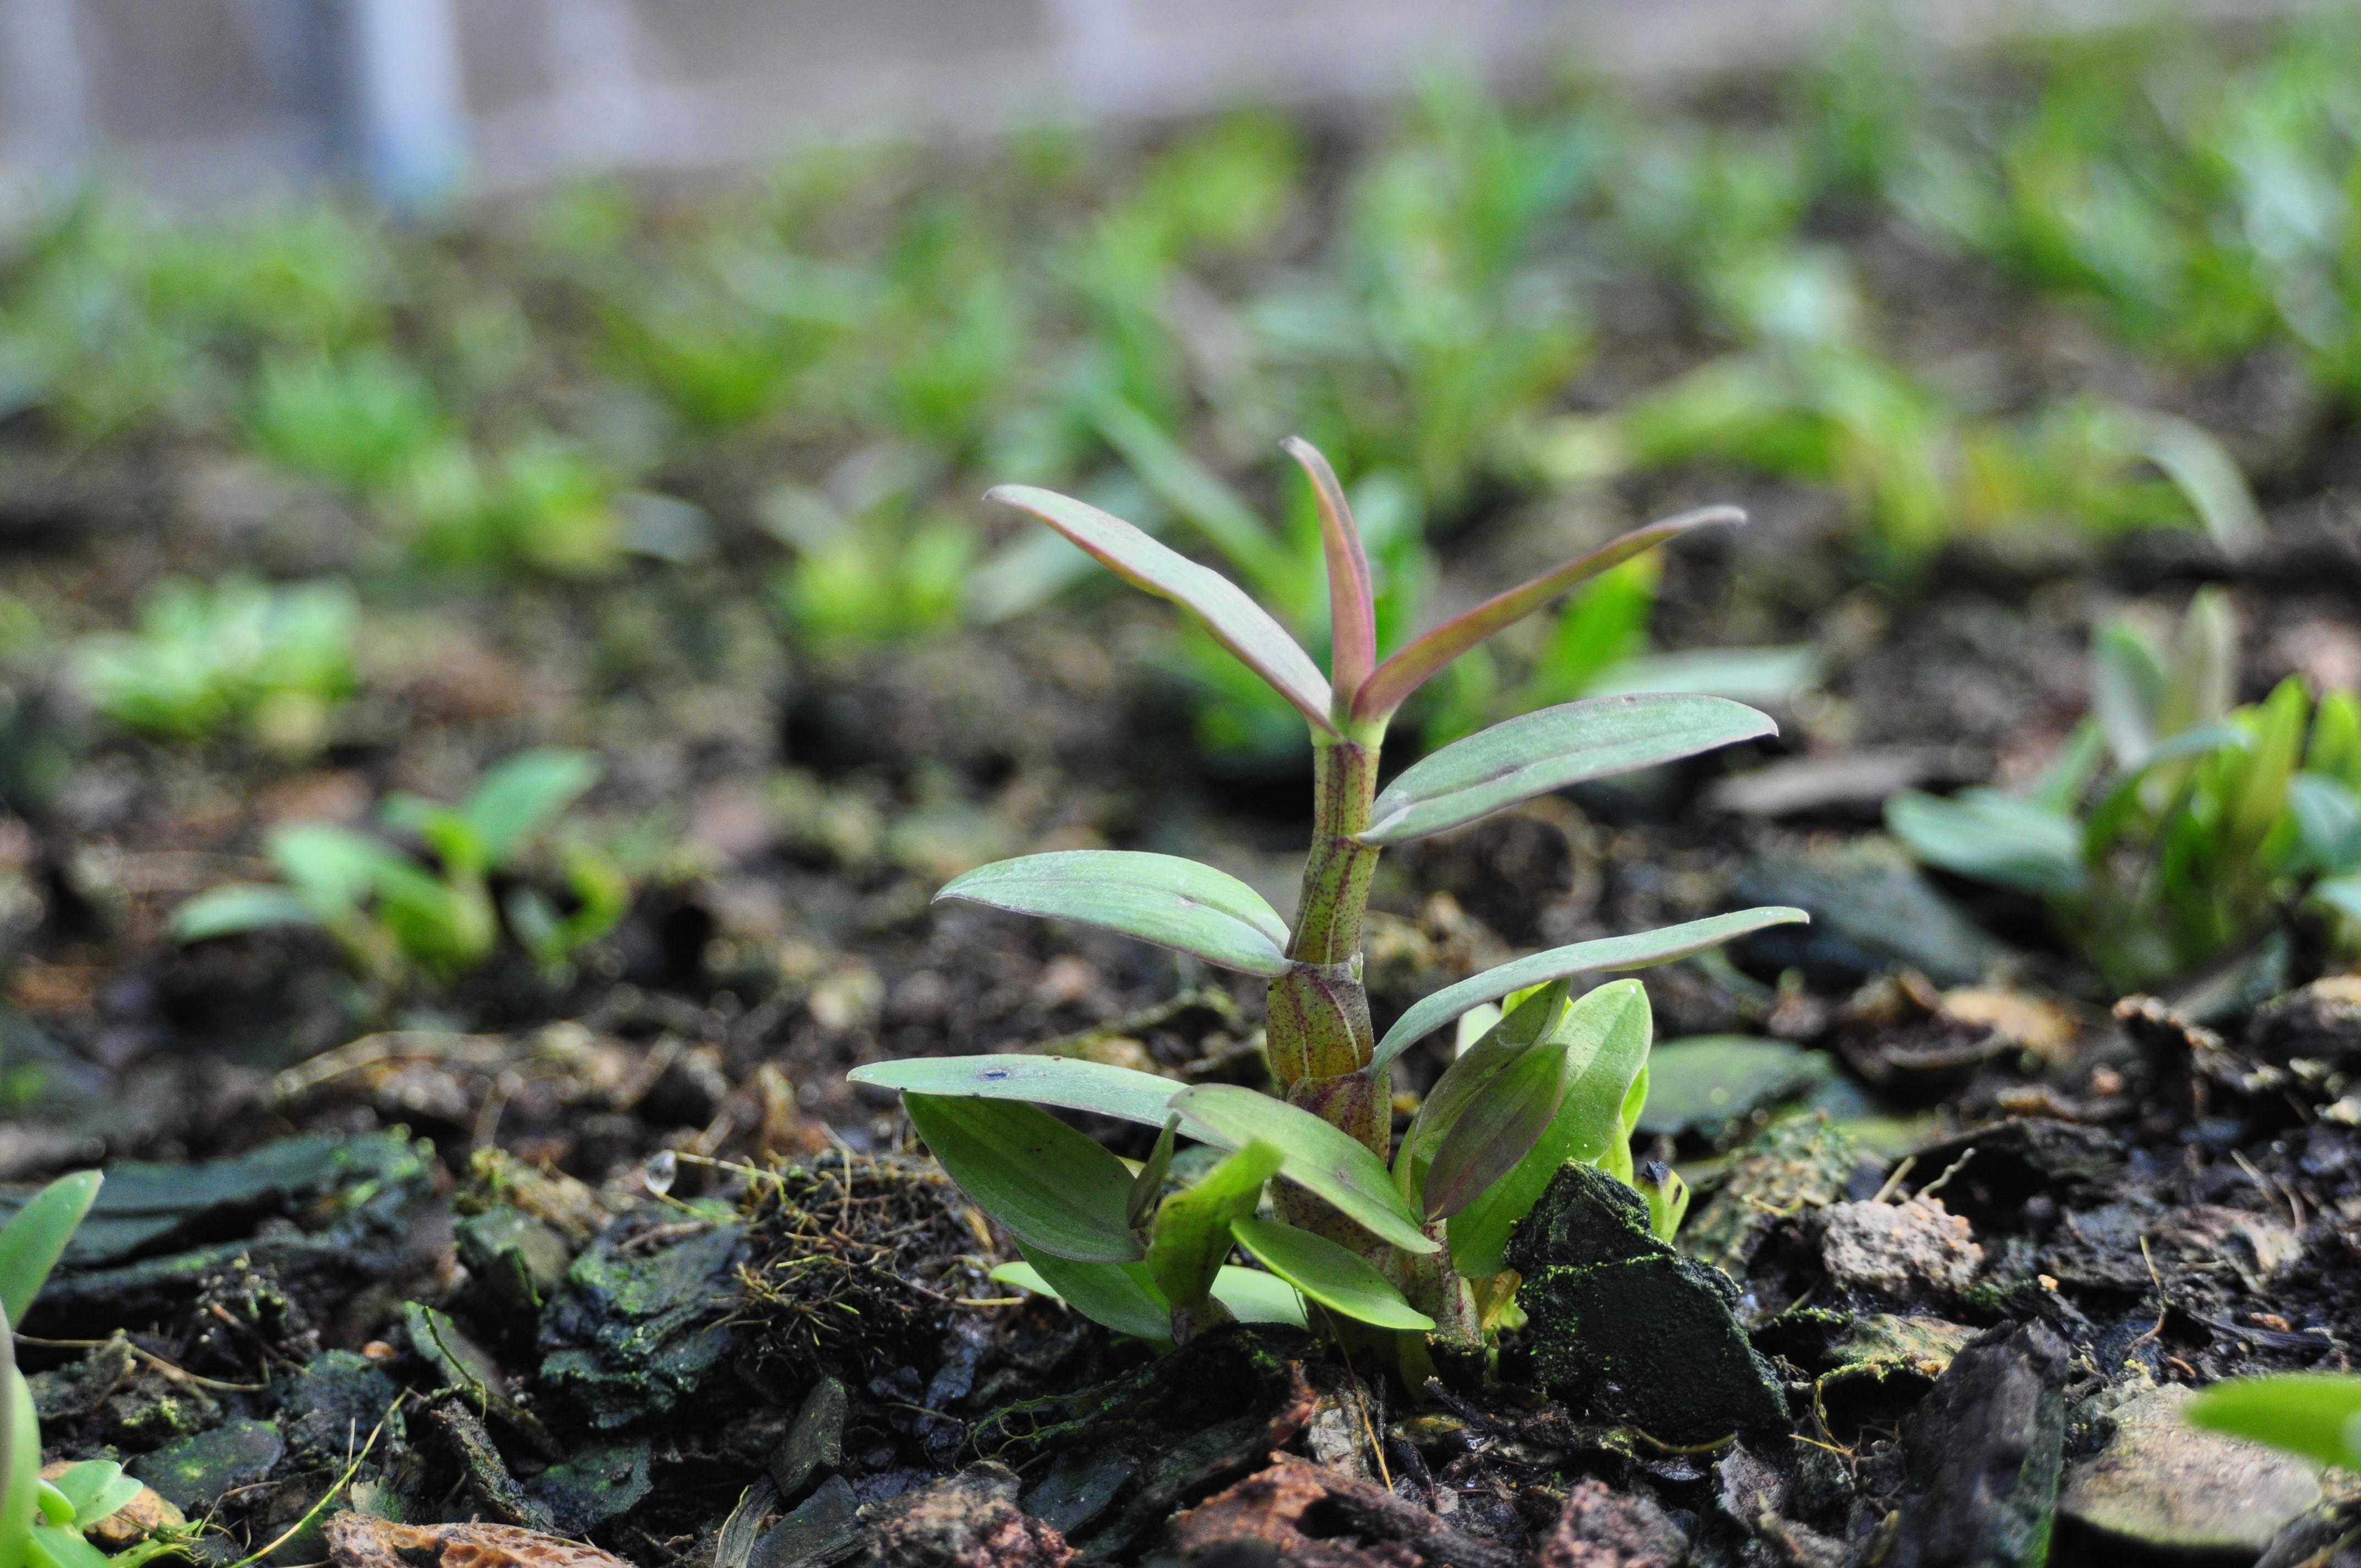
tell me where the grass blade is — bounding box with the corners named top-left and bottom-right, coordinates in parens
top-left (0, 1170), bottom-right (101, 1325)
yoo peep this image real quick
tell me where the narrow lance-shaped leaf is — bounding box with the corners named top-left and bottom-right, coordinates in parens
top-left (902, 1095), bottom-right (1143, 1263)
top-left (1447, 980), bottom-right (1652, 1277)
top-left (1168, 1085), bottom-right (1437, 1255)
top-left (1230, 1218), bottom-right (1434, 1332)
top-left (1370, 907), bottom-right (1808, 1072)
top-left (1395, 983), bottom-right (1573, 1200)
top-left (2184, 1373), bottom-right (2361, 1471)
top-left (847, 1054), bottom-right (1180, 1129)
top-left (1361, 694), bottom-right (1776, 845)
top-left (1129, 1115), bottom-right (1182, 1230)
top-left (1885, 789), bottom-right (2086, 900)
top-left (934, 851), bottom-right (1293, 977)
top-left (1003, 1247), bottom-right (1173, 1344)
top-left (1146, 1140), bottom-right (1282, 1317)
top-left (1421, 1026), bottom-right (1575, 1222)
top-left (997, 1260), bottom-right (1307, 1330)
top-left (0, 1169), bottom-right (101, 1325)
top-left (1353, 507), bottom-right (1745, 726)
top-left (988, 485), bottom-right (1336, 733)
top-left (1281, 437), bottom-right (1375, 711)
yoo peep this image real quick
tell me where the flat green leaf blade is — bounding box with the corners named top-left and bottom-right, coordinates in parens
top-left (2290, 774), bottom-right (2361, 876)
top-left (1168, 1085), bottom-right (1437, 1255)
top-left (1146, 1141), bottom-right (1282, 1313)
top-left (934, 851), bottom-right (1293, 977)
top-left (1396, 983), bottom-right (1574, 1202)
top-left (1362, 694), bottom-right (1776, 845)
top-left (1211, 1266), bottom-right (1308, 1328)
top-left (902, 1095), bottom-right (1142, 1263)
top-left (2185, 1373), bottom-right (2361, 1471)
top-left (463, 748), bottom-right (601, 865)
top-left (1885, 788), bottom-right (2086, 899)
top-left (998, 1248), bottom-right (1173, 1344)
top-left (846, 1054), bottom-right (1180, 1129)
top-left (1372, 908), bottom-right (1808, 1071)
top-left (0, 1170), bottom-right (100, 1324)
top-left (170, 885), bottom-right (322, 943)
top-left (1230, 1218), bottom-right (1434, 1331)
top-left (1448, 981), bottom-right (1652, 1277)
top-left (987, 484), bottom-right (1335, 734)
top-left (1421, 1028), bottom-right (1574, 1221)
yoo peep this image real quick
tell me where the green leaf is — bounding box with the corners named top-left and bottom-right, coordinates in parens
top-left (1128, 1116), bottom-right (1180, 1230)
top-left (2184, 1373), bottom-right (2361, 1471)
top-left (29, 1524), bottom-right (115, 1568)
top-left (1447, 981), bottom-right (1653, 1277)
top-left (2289, 774), bottom-right (2361, 878)
top-left (2131, 413), bottom-right (2264, 558)
top-left (3, 1365), bottom-right (35, 1568)
top-left (933, 852), bottom-right (1293, 977)
top-left (2316, 874), bottom-right (2361, 923)
top-left (268, 821), bottom-right (408, 908)
top-left (1370, 908), bottom-right (1807, 1071)
top-left (460, 748), bottom-right (601, 867)
top-left (846, 1054), bottom-right (1179, 1129)
top-left (1396, 984), bottom-right (1574, 1200)
top-left (1146, 1141), bottom-right (1281, 1315)
top-left (987, 484), bottom-right (1336, 734)
top-left (998, 1249), bottom-right (1173, 1345)
top-left (1885, 788), bottom-right (2086, 899)
top-left (902, 1095), bottom-right (1142, 1263)
top-left (0, 1170), bottom-right (100, 1325)
top-left (1353, 507), bottom-right (1745, 726)
top-left (1421, 1026), bottom-right (1574, 1221)
top-left (1209, 1266), bottom-right (1308, 1329)
top-left (2091, 618), bottom-right (2168, 767)
top-left (1229, 1218), bottom-right (1434, 1331)
top-left (1167, 1085), bottom-right (1437, 1255)
top-left (170, 884), bottom-right (322, 943)
top-left (1360, 694), bottom-right (1776, 845)
top-left (48, 1462), bottom-right (138, 1529)
top-left (1634, 1036), bottom-right (1828, 1138)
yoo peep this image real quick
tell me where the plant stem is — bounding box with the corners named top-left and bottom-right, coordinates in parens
top-left (1269, 737), bottom-right (1386, 1159)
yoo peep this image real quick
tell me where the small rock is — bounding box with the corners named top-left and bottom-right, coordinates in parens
top-left (2060, 1384), bottom-right (2322, 1562)
top-left (1820, 1197), bottom-right (1983, 1297)
top-left (1509, 1162), bottom-right (1789, 1445)
top-left (128, 1417), bottom-right (285, 1512)
top-left (1533, 1477), bottom-right (1687, 1568)
top-left (861, 1463), bottom-right (1074, 1568)
top-left (1886, 1321), bottom-right (2069, 1568)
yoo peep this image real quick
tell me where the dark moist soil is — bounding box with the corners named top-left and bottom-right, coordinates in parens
top-left (10, 219), bottom-right (2361, 1568)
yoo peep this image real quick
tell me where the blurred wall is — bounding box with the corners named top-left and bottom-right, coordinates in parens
top-left (0, 0), bottom-right (2310, 207)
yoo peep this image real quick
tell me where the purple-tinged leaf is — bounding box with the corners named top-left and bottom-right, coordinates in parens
top-left (1370, 907), bottom-right (1807, 1072)
top-left (988, 484), bottom-right (1336, 734)
top-left (1281, 437), bottom-right (1374, 712)
top-left (1360, 694), bottom-right (1776, 845)
top-left (1352, 507), bottom-right (1745, 725)
top-left (1421, 1027), bottom-right (1575, 1221)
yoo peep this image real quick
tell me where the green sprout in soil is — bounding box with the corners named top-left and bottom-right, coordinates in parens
top-left (849, 438), bottom-right (1803, 1371)
top-left (2186, 1373), bottom-right (2361, 1473)
top-left (1889, 587), bottom-right (2361, 990)
top-left (171, 747), bottom-right (628, 983)
top-left (74, 577), bottom-right (360, 754)
top-left (1, 1171), bottom-right (185, 1568)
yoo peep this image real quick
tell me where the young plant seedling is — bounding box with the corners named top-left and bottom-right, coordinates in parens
top-left (1889, 589), bottom-right (2361, 988)
top-left (850, 438), bottom-right (1802, 1370)
top-left (171, 748), bottom-right (626, 983)
top-left (2185, 1372), bottom-right (2361, 1472)
top-left (0, 1171), bottom-right (180, 1568)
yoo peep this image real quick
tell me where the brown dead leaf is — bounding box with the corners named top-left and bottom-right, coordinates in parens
top-left (325, 1513), bottom-right (632, 1568)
